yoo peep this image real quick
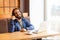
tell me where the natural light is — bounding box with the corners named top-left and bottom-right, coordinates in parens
top-left (30, 0), bottom-right (60, 40)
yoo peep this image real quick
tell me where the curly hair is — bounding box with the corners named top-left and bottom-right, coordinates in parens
top-left (12, 8), bottom-right (23, 18)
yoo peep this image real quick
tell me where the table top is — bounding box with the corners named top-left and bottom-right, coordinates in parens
top-left (0, 31), bottom-right (60, 40)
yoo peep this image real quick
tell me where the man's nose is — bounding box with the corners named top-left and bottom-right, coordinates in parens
top-left (17, 13), bottom-right (19, 15)
top-left (17, 13), bottom-right (21, 15)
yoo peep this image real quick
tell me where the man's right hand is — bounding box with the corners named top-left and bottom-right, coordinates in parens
top-left (20, 28), bottom-right (26, 32)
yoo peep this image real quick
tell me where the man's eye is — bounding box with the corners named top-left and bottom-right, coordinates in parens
top-left (15, 12), bottom-right (17, 14)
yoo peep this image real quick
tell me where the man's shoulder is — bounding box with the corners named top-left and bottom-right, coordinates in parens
top-left (22, 18), bottom-right (26, 20)
top-left (22, 18), bottom-right (30, 22)
top-left (22, 18), bottom-right (26, 21)
top-left (10, 19), bottom-right (18, 22)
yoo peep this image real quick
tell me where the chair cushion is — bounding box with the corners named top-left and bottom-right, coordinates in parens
top-left (0, 19), bottom-right (8, 33)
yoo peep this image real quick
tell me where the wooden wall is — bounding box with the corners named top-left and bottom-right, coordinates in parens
top-left (24, 0), bottom-right (29, 13)
top-left (0, 0), bottom-right (19, 14)
top-left (0, 13), bottom-right (28, 19)
top-left (0, 0), bottom-right (29, 19)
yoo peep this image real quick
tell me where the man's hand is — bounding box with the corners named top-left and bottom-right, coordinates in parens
top-left (11, 16), bottom-right (16, 20)
top-left (20, 28), bottom-right (26, 32)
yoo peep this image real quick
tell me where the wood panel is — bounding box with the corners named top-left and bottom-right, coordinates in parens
top-left (0, 0), bottom-right (3, 14)
top-left (0, 0), bottom-right (19, 14)
top-left (0, 13), bottom-right (28, 19)
top-left (0, 8), bottom-right (3, 14)
top-left (15, 0), bottom-right (18, 8)
top-left (5, 8), bottom-right (9, 14)
top-left (24, 0), bottom-right (29, 13)
top-left (9, 8), bottom-right (14, 14)
top-left (9, 0), bottom-right (15, 7)
top-left (4, 0), bottom-right (9, 7)
top-left (0, 0), bottom-right (3, 7)
top-left (0, 14), bottom-right (11, 19)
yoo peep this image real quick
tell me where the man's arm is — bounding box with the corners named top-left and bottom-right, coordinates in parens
top-left (23, 18), bottom-right (34, 30)
top-left (9, 19), bottom-right (15, 32)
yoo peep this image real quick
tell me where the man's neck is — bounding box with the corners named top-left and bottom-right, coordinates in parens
top-left (17, 18), bottom-right (21, 22)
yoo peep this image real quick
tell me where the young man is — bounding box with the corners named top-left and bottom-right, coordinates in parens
top-left (9, 8), bottom-right (34, 32)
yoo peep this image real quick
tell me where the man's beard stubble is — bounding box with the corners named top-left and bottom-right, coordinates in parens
top-left (15, 16), bottom-right (21, 19)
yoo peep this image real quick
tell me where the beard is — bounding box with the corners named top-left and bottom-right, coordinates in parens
top-left (15, 16), bottom-right (21, 19)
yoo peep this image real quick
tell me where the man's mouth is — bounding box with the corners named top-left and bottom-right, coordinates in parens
top-left (15, 16), bottom-right (21, 19)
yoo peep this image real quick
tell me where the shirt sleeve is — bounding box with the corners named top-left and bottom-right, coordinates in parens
top-left (23, 18), bottom-right (34, 30)
top-left (9, 19), bottom-right (15, 32)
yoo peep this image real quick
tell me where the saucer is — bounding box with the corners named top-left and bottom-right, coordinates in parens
top-left (25, 31), bottom-right (33, 35)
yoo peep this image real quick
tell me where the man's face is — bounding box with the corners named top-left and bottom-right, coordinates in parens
top-left (14, 9), bottom-right (22, 19)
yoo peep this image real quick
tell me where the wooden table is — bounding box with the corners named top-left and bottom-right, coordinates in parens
top-left (0, 31), bottom-right (60, 40)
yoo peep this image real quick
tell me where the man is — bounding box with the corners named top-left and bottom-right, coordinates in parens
top-left (9, 8), bottom-right (34, 32)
